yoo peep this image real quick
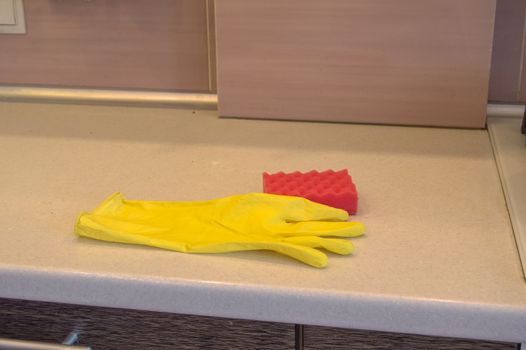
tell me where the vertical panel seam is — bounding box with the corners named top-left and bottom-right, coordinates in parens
top-left (206, 0), bottom-right (213, 93)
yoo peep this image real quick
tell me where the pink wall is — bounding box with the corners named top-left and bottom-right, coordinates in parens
top-left (489, 0), bottom-right (526, 103)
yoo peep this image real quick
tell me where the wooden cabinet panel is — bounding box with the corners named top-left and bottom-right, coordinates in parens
top-left (0, 0), bottom-right (211, 92)
top-left (0, 298), bottom-right (295, 350)
top-left (215, 0), bottom-right (495, 128)
top-left (0, 298), bottom-right (520, 349)
top-left (303, 325), bottom-right (516, 350)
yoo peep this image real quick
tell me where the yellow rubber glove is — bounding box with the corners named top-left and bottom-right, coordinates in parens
top-left (75, 192), bottom-right (365, 268)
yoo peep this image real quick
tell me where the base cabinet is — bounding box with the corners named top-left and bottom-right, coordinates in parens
top-left (303, 325), bottom-right (516, 350)
top-left (0, 298), bottom-right (518, 350)
top-left (0, 298), bottom-right (294, 349)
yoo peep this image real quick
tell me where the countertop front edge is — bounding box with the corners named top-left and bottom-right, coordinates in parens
top-left (0, 265), bottom-right (525, 344)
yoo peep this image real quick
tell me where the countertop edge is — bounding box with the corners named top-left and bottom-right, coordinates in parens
top-left (1, 265), bottom-right (525, 344)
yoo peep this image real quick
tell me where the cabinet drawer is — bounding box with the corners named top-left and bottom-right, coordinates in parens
top-left (0, 298), bottom-right (295, 350)
top-left (303, 325), bottom-right (516, 350)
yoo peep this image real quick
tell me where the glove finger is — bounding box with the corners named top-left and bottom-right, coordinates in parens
top-left (264, 241), bottom-right (329, 268)
top-left (276, 221), bottom-right (365, 237)
top-left (282, 236), bottom-right (354, 255)
top-left (190, 241), bottom-right (329, 268)
top-left (279, 196), bottom-right (350, 222)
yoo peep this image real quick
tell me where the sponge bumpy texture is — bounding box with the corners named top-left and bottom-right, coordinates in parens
top-left (263, 170), bottom-right (358, 214)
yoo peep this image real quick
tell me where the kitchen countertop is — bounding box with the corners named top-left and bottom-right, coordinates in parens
top-left (489, 115), bottom-right (526, 279)
top-left (1, 102), bottom-right (525, 343)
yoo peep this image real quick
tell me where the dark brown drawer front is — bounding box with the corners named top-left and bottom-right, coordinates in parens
top-left (303, 325), bottom-right (516, 350)
top-left (0, 297), bottom-right (519, 350)
top-left (0, 298), bottom-right (295, 350)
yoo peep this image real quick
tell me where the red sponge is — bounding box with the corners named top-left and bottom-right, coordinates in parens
top-left (262, 170), bottom-right (358, 214)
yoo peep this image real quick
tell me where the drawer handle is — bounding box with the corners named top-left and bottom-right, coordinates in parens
top-left (0, 331), bottom-right (91, 350)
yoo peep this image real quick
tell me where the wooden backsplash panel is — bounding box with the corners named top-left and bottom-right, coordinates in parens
top-left (216, 0), bottom-right (496, 128)
top-left (0, 0), bottom-right (210, 92)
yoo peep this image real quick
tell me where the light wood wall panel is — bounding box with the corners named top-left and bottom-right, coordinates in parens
top-left (216, 0), bottom-right (496, 128)
top-left (488, 0), bottom-right (526, 103)
top-left (0, 0), bottom-right (211, 92)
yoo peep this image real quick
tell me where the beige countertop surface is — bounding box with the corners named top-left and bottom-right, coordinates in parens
top-left (0, 102), bottom-right (525, 343)
top-left (489, 116), bottom-right (526, 279)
